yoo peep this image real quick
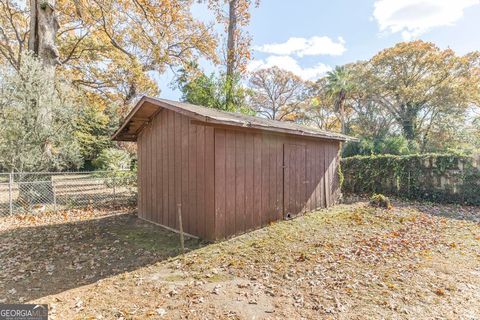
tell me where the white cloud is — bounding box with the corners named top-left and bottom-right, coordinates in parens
top-left (254, 36), bottom-right (346, 57)
top-left (248, 55), bottom-right (332, 81)
top-left (373, 0), bottom-right (480, 40)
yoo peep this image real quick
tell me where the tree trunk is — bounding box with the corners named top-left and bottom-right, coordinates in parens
top-left (28, 0), bottom-right (59, 162)
top-left (394, 102), bottom-right (426, 153)
top-left (225, 0), bottom-right (237, 109)
top-left (337, 90), bottom-right (346, 134)
top-left (28, 0), bottom-right (60, 68)
top-left (401, 119), bottom-right (415, 141)
top-left (420, 111), bottom-right (438, 153)
top-left (340, 102), bottom-right (345, 134)
top-left (124, 82), bottom-right (137, 107)
top-left (400, 111), bottom-right (417, 143)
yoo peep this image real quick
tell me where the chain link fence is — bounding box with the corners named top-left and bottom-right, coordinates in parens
top-left (0, 170), bottom-right (137, 215)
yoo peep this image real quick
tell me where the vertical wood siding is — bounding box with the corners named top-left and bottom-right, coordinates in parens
top-left (137, 109), bottom-right (215, 240)
top-left (213, 128), bottom-right (340, 239)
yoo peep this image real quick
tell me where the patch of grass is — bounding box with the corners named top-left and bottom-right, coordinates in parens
top-left (204, 273), bottom-right (233, 283)
top-left (162, 274), bottom-right (187, 282)
top-left (112, 226), bottom-right (202, 255)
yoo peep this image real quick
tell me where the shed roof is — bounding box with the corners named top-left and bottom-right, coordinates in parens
top-left (112, 96), bottom-right (353, 142)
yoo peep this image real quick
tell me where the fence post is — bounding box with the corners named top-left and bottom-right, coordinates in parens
top-left (112, 174), bottom-right (116, 205)
top-left (51, 176), bottom-right (57, 212)
top-left (8, 173), bottom-right (13, 215)
top-left (177, 203), bottom-right (185, 254)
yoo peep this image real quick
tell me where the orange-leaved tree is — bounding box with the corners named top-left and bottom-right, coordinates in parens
top-left (364, 40), bottom-right (480, 150)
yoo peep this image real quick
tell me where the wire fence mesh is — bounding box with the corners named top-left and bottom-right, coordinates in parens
top-left (0, 170), bottom-right (137, 215)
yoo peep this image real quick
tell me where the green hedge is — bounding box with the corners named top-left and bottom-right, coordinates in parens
top-left (341, 154), bottom-right (480, 205)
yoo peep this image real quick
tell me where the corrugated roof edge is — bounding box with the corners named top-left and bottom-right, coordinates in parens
top-left (112, 96), bottom-right (357, 142)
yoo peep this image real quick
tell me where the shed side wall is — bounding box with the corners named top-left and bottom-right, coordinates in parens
top-left (214, 128), bottom-right (340, 240)
top-left (137, 109), bottom-right (215, 240)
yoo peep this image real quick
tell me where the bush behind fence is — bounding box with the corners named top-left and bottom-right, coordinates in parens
top-left (341, 154), bottom-right (480, 205)
top-left (0, 170), bottom-right (137, 215)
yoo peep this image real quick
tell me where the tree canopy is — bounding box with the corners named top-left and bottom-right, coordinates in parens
top-left (0, 0), bottom-right (218, 108)
top-left (248, 66), bottom-right (309, 121)
top-left (365, 41), bottom-right (479, 147)
top-left (1, 0), bottom-right (479, 172)
top-left (0, 53), bottom-right (81, 172)
top-left (306, 41), bottom-right (480, 155)
top-left (0, 0), bottom-right (220, 171)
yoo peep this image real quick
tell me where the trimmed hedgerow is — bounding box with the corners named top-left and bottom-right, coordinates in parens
top-left (341, 154), bottom-right (480, 205)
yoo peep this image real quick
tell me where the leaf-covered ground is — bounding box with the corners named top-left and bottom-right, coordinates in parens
top-left (0, 201), bottom-right (479, 319)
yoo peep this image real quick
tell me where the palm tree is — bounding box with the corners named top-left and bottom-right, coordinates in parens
top-left (325, 66), bottom-right (352, 134)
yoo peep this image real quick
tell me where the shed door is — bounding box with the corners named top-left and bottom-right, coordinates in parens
top-left (283, 144), bottom-right (307, 219)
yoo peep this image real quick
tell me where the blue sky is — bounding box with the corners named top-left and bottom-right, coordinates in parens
top-left (158, 0), bottom-right (480, 99)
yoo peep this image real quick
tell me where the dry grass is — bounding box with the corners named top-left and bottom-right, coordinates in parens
top-left (1, 201), bottom-right (479, 319)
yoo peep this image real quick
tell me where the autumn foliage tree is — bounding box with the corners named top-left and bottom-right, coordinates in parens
top-left (248, 66), bottom-right (309, 121)
top-left (299, 41), bottom-right (480, 155)
top-left (304, 78), bottom-right (345, 132)
top-left (0, 0), bottom-right (218, 108)
top-left (0, 0), bottom-right (219, 170)
top-left (363, 41), bottom-right (480, 149)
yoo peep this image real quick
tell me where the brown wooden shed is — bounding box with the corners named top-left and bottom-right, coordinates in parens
top-left (113, 96), bottom-right (350, 240)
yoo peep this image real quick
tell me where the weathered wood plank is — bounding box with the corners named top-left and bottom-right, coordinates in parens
top-left (253, 133), bottom-right (262, 229)
top-left (225, 130), bottom-right (236, 237)
top-left (235, 131), bottom-right (245, 235)
top-left (275, 138), bottom-right (283, 220)
top-left (196, 124), bottom-right (205, 238)
top-left (188, 118), bottom-right (197, 235)
top-left (205, 127), bottom-right (215, 240)
top-left (283, 143), bottom-right (289, 218)
top-left (268, 137), bottom-right (276, 223)
top-left (244, 133), bottom-right (254, 231)
top-left (153, 115), bottom-right (159, 223)
top-left (146, 124), bottom-right (152, 221)
top-left (214, 129), bottom-right (226, 239)
top-left (161, 111), bottom-right (168, 225)
top-left (261, 135), bottom-right (270, 226)
top-left (299, 144), bottom-right (306, 214)
top-left (324, 143), bottom-right (330, 207)
top-left (168, 111), bottom-right (176, 228)
top-left (137, 133), bottom-right (143, 218)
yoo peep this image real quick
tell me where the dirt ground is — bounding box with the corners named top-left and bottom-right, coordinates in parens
top-left (0, 200), bottom-right (479, 319)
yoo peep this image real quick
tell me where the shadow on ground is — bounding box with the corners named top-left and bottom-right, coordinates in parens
top-left (0, 213), bottom-right (204, 302)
